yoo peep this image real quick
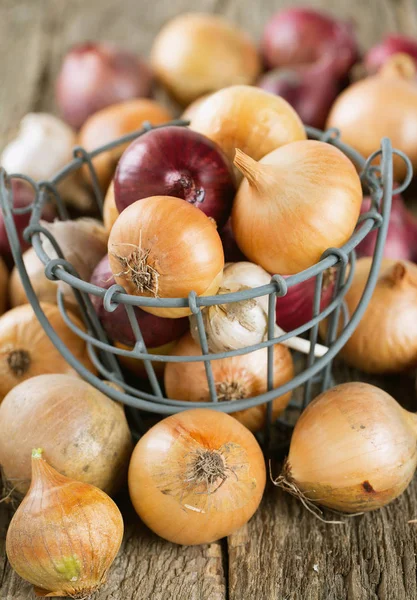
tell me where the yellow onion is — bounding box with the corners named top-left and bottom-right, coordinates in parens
top-left (103, 180), bottom-right (119, 233)
top-left (165, 332), bottom-right (294, 432)
top-left (275, 382), bottom-right (417, 513)
top-left (151, 13), bottom-right (261, 105)
top-left (0, 255), bottom-right (8, 315)
top-left (128, 408), bottom-right (266, 544)
top-left (232, 142), bottom-right (362, 274)
top-left (190, 85), bottom-right (306, 168)
top-left (6, 449), bottom-right (123, 597)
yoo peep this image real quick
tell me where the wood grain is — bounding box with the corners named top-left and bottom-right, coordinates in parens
top-left (1, 0), bottom-right (417, 598)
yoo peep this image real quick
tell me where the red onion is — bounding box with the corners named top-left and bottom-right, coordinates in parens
top-left (257, 59), bottom-right (341, 129)
top-left (365, 35), bottom-right (417, 74)
top-left (356, 192), bottom-right (417, 263)
top-left (220, 219), bottom-right (247, 263)
top-left (261, 8), bottom-right (359, 79)
top-left (276, 268), bottom-right (336, 332)
top-left (90, 255), bottom-right (189, 347)
top-left (114, 126), bottom-right (235, 230)
top-left (56, 42), bottom-right (153, 130)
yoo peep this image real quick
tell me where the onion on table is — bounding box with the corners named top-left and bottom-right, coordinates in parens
top-left (128, 409), bottom-right (266, 544)
top-left (0, 374), bottom-right (133, 495)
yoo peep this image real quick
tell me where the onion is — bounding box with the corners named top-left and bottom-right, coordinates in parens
top-left (232, 142), bottom-right (362, 274)
top-left (78, 98), bottom-right (172, 191)
top-left (275, 382), bottom-right (417, 513)
top-left (365, 35), bottom-right (417, 74)
top-left (190, 85), bottom-right (306, 169)
top-left (261, 7), bottom-right (358, 78)
top-left (321, 258), bottom-right (417, 373)
top-left (327, 53), bottom-right (417, 181)
top-left (276, 268), bottom-right (336, 332)
top-left (181, 93), bottom-right (213, 121)
top-left (128, 408), bottom-right (266, 544)
top-left (0, 256), bottom-right (8, 315)
top-left (150, 13), bottom-right (261, 105)
top-left (257, 59), bottom-right (341, 130)
top-left (90, 254), bottom-right (188, 346)
top-left (220, 219), bottom-right (247, 263)
top-left (0, 302), bottom-right (95, 402)
top-left (356, 192), bottom-right (417, 262)
top-left (0, 373), bottom-right (133, 495)
top-left (165, 332), bottom-right (294, 433)
top-left (108, 196), bottom-right (224, 318)
top-left (114, 126), bottom-right (235, 230)
top-left (116, 340), bottom-right (176, 380)
top-left (56, 42), bottom-right (153, 130)
top-left (103, 181), bottom-right (119, 233)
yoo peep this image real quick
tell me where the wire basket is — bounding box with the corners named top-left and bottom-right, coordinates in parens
top-left (0, 120), bottom-right (412, 440)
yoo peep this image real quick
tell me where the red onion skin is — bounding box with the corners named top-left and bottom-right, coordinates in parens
top-left (356, 193), bottom-right (417, 263)
top-left (56, 42), bottom-right (153, 130)
top-left (276, 269), bottom-right (336, 332)
top-left (114, 126), bottom-right (235, 230)
top-left (90, 255), bottom-right (189, 347)
top-left (220, 219), bottom-right (247, 263)
top-left (261, 8), bottom-right (359, 79)
top-left (365, 35), bottom-right (417, 74)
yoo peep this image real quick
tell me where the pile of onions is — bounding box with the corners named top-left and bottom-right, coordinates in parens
top-left (0, 256), bottom-right (8, 315)
top-left (56, 42), bottom-right (153, 129)
top-left (190, 85), bottom-right (306, 169)
top-left (90, 254), bottom-right (188, 347)
top-left (0, 302), bottom-right (95, 401)
top-left (9, 247), bottom-right (61, 309)
top-left (128, 408), bottom-right (266, 544)
top-left (78, 98), bottom-right (172, 191)
top-left (108, 196), bottom-right (224, 318)
top-left (0, 373), bottom-right (133, 495)
top-left (114, 126), bottom-right (235, 229)
top-left (327, 54), bottom-right (417, 181)
top-left (232, 142), bottom-right (362, 274)
top-left (261, 7), bottom-right (358, 78)
top-left (150, 13), bottom-right (261, 105)
top-left (275, 382), bottom-right (417, 513)
top-left (356, 192), bottom-right (417, 263)
top-left (165, 332), bottom-right (294, 433)
top-left (103, 181), bottom-right (119, 233)
top-left (365, 35), bottom-right (417, 73)
top-left (321, 258), bottom-right (417, 373)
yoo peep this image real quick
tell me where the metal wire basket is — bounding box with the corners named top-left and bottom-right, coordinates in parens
top-left (0, 120), bottom-right (412, 438)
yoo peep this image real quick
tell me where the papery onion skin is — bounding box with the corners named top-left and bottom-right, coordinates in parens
top-left (114, 126), bottom-right (235, 229)
top-left (0, 256), bottom-right (8, 315)
top-left (151, 13), bottom-right (261, 105)
top-left (284, 382), bottom-right (417, 512)
top-left (128, 408), bottom-right (266, 545)
top-left (0, 374), bottom-right (133, 495)
top-left (116, 340), bottom-right (176, 380)
top-left (261, 7), bottom-right (359, 78)
top-left (103, 181), bottom-right (119, 233)
top-left (190, 85), bottom-right (306, 169)
top-left (90, 254), bottom-right (188, 346)
top-left (165, 332), bottom-right (294, 432)
top-left (232, 142), bottom-right (362, 274)
top-left (78, 98), bottom-right (172, 192)
top-left (6, 450), bottom-right (124, 597)
top-left (365, 35), bottom-right (417, 74)
top-left (108, 196), bottom-right (224, 318)
top-left (56, 42), bottom-right (153, 129)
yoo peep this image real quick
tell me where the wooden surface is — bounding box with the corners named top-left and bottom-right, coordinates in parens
top-left (1, 0), bottom-right (417, 599)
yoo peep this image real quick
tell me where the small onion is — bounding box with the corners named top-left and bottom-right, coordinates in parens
top-left (151, 13), bottom-right (261, 105)
top-left (165, 332), bottom-right (294, 433)
top-left (276, 382), bottom-right (417, 513)
top-left (365, 35), bottom-right (417, 74)
top-left (0, 256), bottom-right (8, 315)
top-left (128, 408), bottom-right (266, 544)
top-left (108, 196), bottom-right (224, 318)
top-left (114, 126), bottom-right (235, 229)
top-left (103, 181), bottom-right (119, 233)
top-left (56, 42), bottom-right (153, 129)
top-left (0, 374), bottom-right (133, 496)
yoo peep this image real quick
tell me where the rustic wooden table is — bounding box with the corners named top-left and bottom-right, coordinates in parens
top-left (2, 0), bottom-right (417, 598)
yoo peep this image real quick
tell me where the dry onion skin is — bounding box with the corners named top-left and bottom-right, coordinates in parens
top-left (232, 141), bottom-right (363, 274)
top-left (277, 382), bottom-right (417, 513)
top-left (103, 180), bottom-right (119, 233)
top-left (0, 302), bottom-right (95, 401)
top-left (151, 13), bottom-right (261, 105)
top-left (128, 408), bottom-right (266, 545)
top-left (0, 256), bottom-right (8, 315)
top-left (321, 257), bottom-right (417, 374)
top-left (190, 85), bottom-right (306, 168)
top-left (108, 196), bottom-right (224, 318)
top-left (327, 54), bottom-right (417, 181)
top-left (0, 374), bottom-right (133, 495)
top-left (165, 332), bottom-right (294, 432)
